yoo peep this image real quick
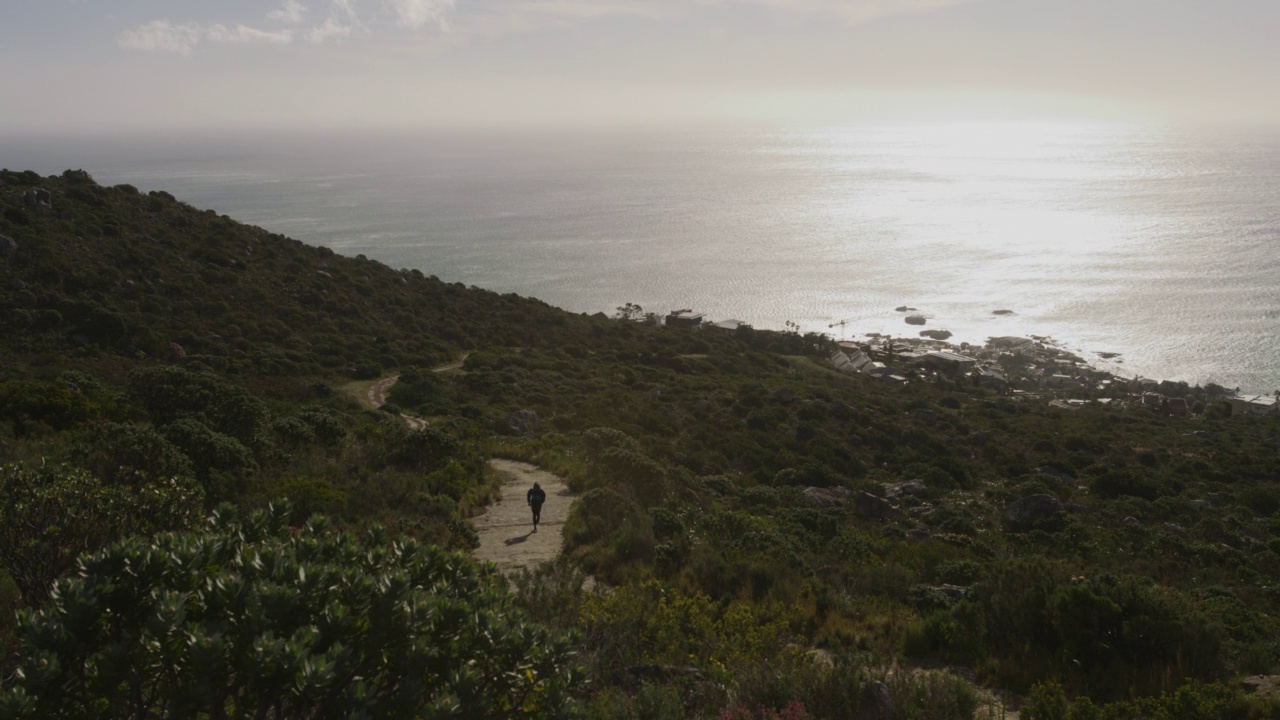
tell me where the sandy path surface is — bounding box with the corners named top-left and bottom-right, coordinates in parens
top-left (362, 353), bottom-right (469, 430)
top-left (472, 459), bottom-right (575, 575)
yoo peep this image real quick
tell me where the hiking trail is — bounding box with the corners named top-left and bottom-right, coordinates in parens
top-left (473, 459), bottom-right (575, 575)
top-left (358, 358), bottom-right (574, 575)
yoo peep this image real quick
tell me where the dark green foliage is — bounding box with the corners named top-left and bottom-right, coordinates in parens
top-left (161, 418), bottom-right (258, 500)
top-left (1089, 467), bottom-right (1163, 500)
top-left (389, 425), bottom-right (462, 472)
top-left (72, 422), bottom-right (195, 485)
top-left (4, 169), bottom-right (1280, 713)
top-left (127, 366), bottom-right (270, 446)
top-left (1022, 680), bottom-right (1280, 720)
top-left (296, 408), bottom-right (348, 446)
top-left (0, 463), bottom-right (203, 606)
top-left (0, 379), bottom-right (96, 434)
top-left (0, 504), bottom-right (581, 719)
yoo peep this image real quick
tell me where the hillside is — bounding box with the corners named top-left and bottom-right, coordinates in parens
top-left (3, 168), bottom-right (1280, 719)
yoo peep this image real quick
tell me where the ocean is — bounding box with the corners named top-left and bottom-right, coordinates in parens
top-left (2, 122), bottom-right (1278, 393)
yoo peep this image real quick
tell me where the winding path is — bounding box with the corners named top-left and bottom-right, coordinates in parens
top-left (360, 357), bottom-right (574, 574)
top-left (362, 353), bottom-right (470, 430)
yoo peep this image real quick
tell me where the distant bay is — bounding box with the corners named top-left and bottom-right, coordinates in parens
top-left (3, 123), bottom-right (1278, 393)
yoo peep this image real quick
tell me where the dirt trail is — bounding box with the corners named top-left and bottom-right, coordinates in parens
top-left (361, 353), bottom-right (470, 430)
top-left (472, 459), bottom-right (575, 575)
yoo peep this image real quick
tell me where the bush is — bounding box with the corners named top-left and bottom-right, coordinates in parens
top-left (0, 463), bottom-right (203, 606)
top-left (0, 504), bottom-right (582, 719)
top-left (161, 418), bottom-right (258, 499)
top-left (72, 422), bottom-right (194, 485)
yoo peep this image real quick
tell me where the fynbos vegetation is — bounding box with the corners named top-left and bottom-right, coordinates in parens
top-left (2, 169), bottom-right (1280, 718)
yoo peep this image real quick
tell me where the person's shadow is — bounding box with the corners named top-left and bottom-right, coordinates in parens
top-left (504, 531), bottom-right (534, 546)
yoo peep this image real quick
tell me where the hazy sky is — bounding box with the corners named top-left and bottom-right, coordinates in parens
top-left (2, 0), bottom-right (1278, 131)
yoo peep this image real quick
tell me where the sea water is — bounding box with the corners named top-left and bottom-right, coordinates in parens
top-left (2, 123), bottom-right (1278, 393)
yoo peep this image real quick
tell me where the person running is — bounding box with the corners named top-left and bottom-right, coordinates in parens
top-left (527, 482), bottom-right (547, 532)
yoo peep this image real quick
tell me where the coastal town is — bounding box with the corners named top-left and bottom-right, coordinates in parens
top-left (661, 307), bottom-right (1280, 420)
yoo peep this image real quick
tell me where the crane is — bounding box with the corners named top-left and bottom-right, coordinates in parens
top-left (827, 319), bottom-right (851, 341)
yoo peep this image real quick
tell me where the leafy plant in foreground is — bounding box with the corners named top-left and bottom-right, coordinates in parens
top-left (1, 504), bottom-right (582, 719)
top-left (0, 462), bottom-right (203, 606)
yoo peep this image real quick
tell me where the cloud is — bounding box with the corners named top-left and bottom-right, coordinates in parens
top-left (117, 20), bottom-right (203, 56)
top-left (332, 0), bottom-right (359, 20)
top-left (119, 20), bottom-right (295, 54)
top-left (116, 0), bottom-right (961, 57)
top-left (452, 0), bottom-right (975, 40)
top-left (268, 0), bottom-right (309, 24)
top-left (386, 0), bottom-right (455, 30)
top-left (206, 24), bottom-right (295, 45)
top-left (701, 0), bottom-right (981, 23)
top-left (307, 17), bottom-right (353, 44)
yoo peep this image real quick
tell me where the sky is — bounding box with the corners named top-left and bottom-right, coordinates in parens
top-left (1, 0), bottom-right (1278, 132)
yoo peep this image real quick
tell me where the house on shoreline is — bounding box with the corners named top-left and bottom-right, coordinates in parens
top-left (1232, 394), bottom-right (1280, 418)
top-left (665, 309), bottom-right (704, 328)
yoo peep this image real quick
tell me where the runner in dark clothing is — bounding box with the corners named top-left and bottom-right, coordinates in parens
top-left (527, 482), bottom-right (547, 531)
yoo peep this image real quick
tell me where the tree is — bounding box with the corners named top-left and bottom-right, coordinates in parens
top-left (0, 463), bottom-right (204, 606)
top-left (613, 303), bottom-right (644, 322)
top-left (1, 504), bottom-right (582, 719)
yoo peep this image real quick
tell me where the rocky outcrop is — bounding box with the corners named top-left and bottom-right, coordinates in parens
top-left (803, 486), bottom-right (849, 508)
top-left (853, 491), bottom-right (900, 520)
top-left (1001, 494), bottom-right (1065, 532)
top-left (859, 681), bottom-right (894, 720)
top-left (1242, 675), bottom-right (1280, 697)
top-left (505, 409), bottom-right (539, 436)
top-left (885, 480), bottom-right (928, 500)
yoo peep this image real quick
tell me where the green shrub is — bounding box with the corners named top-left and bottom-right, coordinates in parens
top-left (0, 504), bottom-right (582, 719)
top-left (72, 421), bottom-right (194, 485)
top-left (0, 463), bottom-right (203, 606)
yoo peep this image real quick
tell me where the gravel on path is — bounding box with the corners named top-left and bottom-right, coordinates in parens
top-left (473, 459), bottom-right (575, 575)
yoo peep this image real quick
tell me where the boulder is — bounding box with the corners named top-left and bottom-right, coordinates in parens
top-left (905, 314), bottom-right (927, 326)
top-left (803, 486), bottom-right (848, 508)
top-left (506, 409), bottom-right (538, 436)
top-left (885, 480), bottom-right (929, 499)
top-left (1034, 466), bottom-right (1077, 488)
top-left (1242, 676), bottom-right (1280, 697)
top-left (894, 306), bottom-right (917, 312)
top-left (992, 309), bottom-right (1015, 315)
top-left (919, 329), bottom-right (952, 340)
top-left (859, 681), bottom-right (894, 720)
top-left (1001, 494), bottom-right (1065, 532)
top-left (853, 491), bottom-right (900, 520)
